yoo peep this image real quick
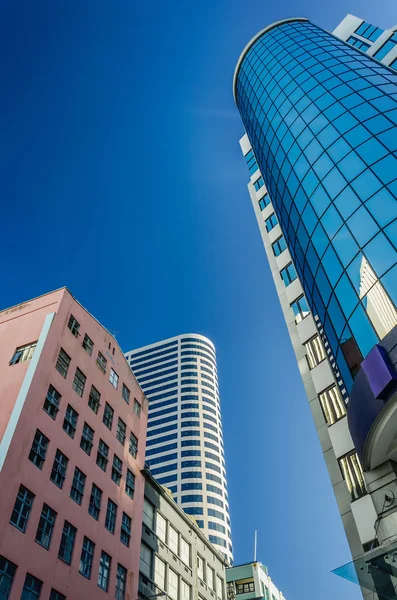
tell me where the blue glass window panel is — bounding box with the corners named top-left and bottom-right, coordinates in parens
top-left (348, 304), bottom-right (379, 357)
top-left (322, 205), bottom-right (343, 239)
top-left (358, 138), bottom-right (389, 166)
top-left (366, 189), bottom-right (397, 227)
top-left (302, 202), bottom-right (317, 235)
top-left (328, 138), bottom-right (351, 163)
top-left (365, 114), bottom-right (393, 135)
top-left (345, 124), bottom-right (372, 148)
top-left (385, 220), bottom-right (397, 249)
top-left (280, 263), bottom-right (297, 286)
top-left (327, 295), bottom-right (346, 337)
top-left (374, 40), bottom-right (395, 61)
top-left (302, 170), bottom-right (319, 196)
top-left (372, 155), bottom-right (397, 185)
top-left (296, 221), bottom-right (310, 252)
top-left (310, 185), bottom-right (331, 218)
top-left (312, 222), bottom-right (329, 258)
top-left (334, 187), bottom-right (361, 220)
top-left (335, 274), bottom-right (359, 319)
top-left (322, 167), bottom-right (347, 199)
top-left (365, 232), bottom-right (397, 277)
top-left (351, 102), bottom-right (378, 122)
top-left (322, 245), bottom-right (343, 286)
top-left (333, 112), bottom-right (359, 135)
top-left (351, 170), bottom-right (383, 200)
top-left (316, 265), bottom-right (332, 304)
top-left (305, 139), bottom-right (323, 163)
top-left (287, 171), bottom-right (300, 197)
top-left (337, 152), bottom-right (366, 182)
top-left (265, 214), bottom-right (278, 232)
top-left (294, 155), bottom-right (310, 181)
top-left (347, 206), bottom-right (379, 246)
top-left (294, 186), bottom-right (308, 214)
top-left (369, 96), bottom-right (397, 112)
top-left (309, 113), bottom-right (328, 134)
top-left (312, 153), bottom-right (334, 179)
top-left (317, 124), bottom-right (339, 149)
top-left (333, 225), bottom-right (360, 267)
top-left (316, 92), bottom-right (337, 111)
top-left (381, 265), bottom-right (397, 309)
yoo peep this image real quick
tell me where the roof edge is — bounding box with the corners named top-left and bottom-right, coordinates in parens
top-left (233, 18), bottom-right (309, 103)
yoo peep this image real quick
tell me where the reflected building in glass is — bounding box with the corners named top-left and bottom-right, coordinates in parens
top-left (234, 15), bottom-right (397, 600)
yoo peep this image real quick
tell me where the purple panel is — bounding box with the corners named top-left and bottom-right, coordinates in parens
top-left (361, 345), bottom-right (397, 400)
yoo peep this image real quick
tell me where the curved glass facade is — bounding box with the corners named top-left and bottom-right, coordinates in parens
top-left (235, 19), bottom-right (397, 391)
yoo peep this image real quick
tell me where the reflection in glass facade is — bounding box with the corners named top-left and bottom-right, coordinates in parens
top-left (234, 18), bottom-right (397, 392)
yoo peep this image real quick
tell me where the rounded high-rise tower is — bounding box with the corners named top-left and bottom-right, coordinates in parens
top-left (125, 334), bottom-right (233, 563)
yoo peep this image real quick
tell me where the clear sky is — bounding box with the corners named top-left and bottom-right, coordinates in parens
top-left (1, 1), bottom-right (397, 598)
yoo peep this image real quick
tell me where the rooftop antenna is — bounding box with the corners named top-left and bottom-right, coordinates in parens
top-left (254, 530), bottom-right (257, 562)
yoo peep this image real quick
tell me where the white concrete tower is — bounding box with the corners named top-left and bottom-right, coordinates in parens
top-left (125, 334), bottom-right (233, 564)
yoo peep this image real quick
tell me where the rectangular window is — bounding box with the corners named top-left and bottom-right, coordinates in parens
top-left (374, 34), bottom-right (397, 61)
top-left (97, 439), bottom-right (109, 471)
top-left (82, 333), bottom-right (94, 355)
top-left (56, 348), bottom-right (71, 378)
top-left (28, 429), bottom-right (49, 470)
top-left (80, 422), bottom-right (94, 455)
top-left (207, 566), bottom-right (215, 591)
top-left (305, 336), bottom-right (326, 369)
top-left (63, 405), bottom-right (78, 438)
top-left (154, 556), bottom-right (165, 590)
top-left (258, 193), bottom-right (270, 211)
top-left (156, 512), bottom-right (166, 542)
top-left (88, 385), bottom-right (101, 414)
top-left (134, 398), bottom-right (141, 417)
top-left (168, 569), bottom-right (179, 600)
top-left (70, 468), bottom-right (86, 505)
top-left (43, 385), bottom-right (61, 419)
top-left (0, 556), bottom-right (17, 599)
top-left (272, 236), bottom-right (287, 257)
top-left (129, 433), bottom-right (138, 458)
top-left (140, 544), bottom-right (152, 578)
top-left (58, 521), bottom-right (76, 565)
top-left (197, 555), bottom-right (204, 581)
top-left (103, 402), bottom-right (114, 430)
top-left (79, 536), bottom-right (95, 580)
top-left (109, 368), bottom-right (119, 389)
top-left (236, 582), bottom-right (255, 594)
top-left (88, 484), bottom-right (102, 520)
top-left (115, 564), bottom-right (127, 600)
top-left (105, 499), bottom-right (117, 534)
top-left (180, 537), bottom-right (190, 566)
top-left (143, 499), bottom-right (154, 530)
top-left (265, 213), bottom-right (278, 232)
top-left (168, 525), bottom-right (178, 555)
top-left (339, 452), bottom-right (366, 501)
top-left (72, 367), bottom-right (86, 397)
top-left (50, 450), bottom-right (68, 489)
top-left (290, 295), bottom-right (310, 324)
top-left (68, 314), bottom-right (80, 337)
top-left (245, 149), bottom-right (258, 175)
top-left (50, 590), bottom-right (66, 600)
top-left (120, 512), bottom-right (131, 547)
top-left (21, 574), bottom-right (42, 599)
top-left (9, 341), bottom-right (37, 365)
top-left (254, 176), bottom-right (264, 191)
top-left (319, 385), bottom-right (346, 426)
top-left (116, 418), bottom-right (126, 445)
top-left (181, 580), bottom-right (191, 600)
top-left (280, 262), bottom-right (297, 286)
top-left (347, 35), bottom-right (371, 51)
top-left (35, 504), bottom-right (57, 550)
top-left (96, 351), bottom-right (107, 374)
top-left (125, 469), bottom-right (135, 499)
top-left (112, 455), bottom-right (123, 486)
top-left (122, 384), bottom-right (130, 404)
top-left (10, 485), bottom-right (34, 532)
top-left (216, 576), bottom-right (223, 600)
top-left (355, 21), bottom-right (384, 41)
top-left (98, 551), bottom-right (112, 592)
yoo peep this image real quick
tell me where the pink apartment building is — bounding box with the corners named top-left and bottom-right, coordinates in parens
top-left (0, 288), bottom-right (148, 600)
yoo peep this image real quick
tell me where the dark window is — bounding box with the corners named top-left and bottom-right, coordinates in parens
top-left (109, 368), bottom-right (119, 389)
top-left (50, 589), bottom-right (66, 600)
top-left (70, 468), bottom-right (86, 505)
top-left (50, 450), bottom-right (68, 489)
top-left (88, 484), bottom-right (102, 520)
top-left (112, 455), bottom-right (123, 486)
top-left (9, 341), bottom-right (37, 365)
top-left (28, 430), bottom-right (49, 470)
top-left (56, 348), bottom-right (71, 378)
top-left (96, 439), bottom-right (109, 472)
top-left (21, 573), bottom-right (42, 599)
top-left (35, 504), bottom-right (57, 550)
top-left (82, 333), bottom-right (94, 356)
top-left (120, 513), bottom-right (131, 547)
top-left (80, 422), bottom-right (94, 455)
top-left (0, 555), bottom-right (17, 598)
top-left (129, 433), bottom-right (138, 458)
top-left (116, 418), bottom-right (126, 445)
top-left (63, 405), bottom-right (78, 438)
top-left (133, 398), bottom-right (141, 417)
top-left (10, 485), bottom-right (35, 532)
top-left (72, 368), bottom-right (86, 397)
top-left (125, 469), bottom-right (135, 499)
top-left (98, 551), bottom-right (111, 592)
top-left (79, 536), bottom-right (95, 580)
top-left (58, 521), bottom-right (76, 565)
top-left (122, 384), bottom-right (130, 404)
top-left (236, 582), bottom-right (255, 594)
top-left (105, 499), bottom-right (117, 534)
top-left (103, 402), bottom-right (114, 430)
top-left (88, 385), bottom-right (101, 414)
top-left (68, 315), bottom-right (80, 337)
top-left (43, 385), bottom-right (61, 419)
top-left (96, 351), bottom-right (107, 374)
top-left (115, 564), bottom-right (127, 600)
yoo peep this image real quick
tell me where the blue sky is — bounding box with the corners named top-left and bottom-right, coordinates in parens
top-left (2, 1), bottom-right (397, 598)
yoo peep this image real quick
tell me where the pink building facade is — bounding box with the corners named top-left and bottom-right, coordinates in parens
top-left (0, 288), bottom-right (148, 600)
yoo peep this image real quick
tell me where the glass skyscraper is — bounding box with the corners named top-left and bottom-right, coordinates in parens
top-left (125, 334), bottom-right (233, 564)
top-left (235, 16), bottom-right (397, 600)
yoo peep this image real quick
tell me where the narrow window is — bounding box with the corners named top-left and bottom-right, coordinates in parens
top-left (88, 385), bottom-right (101, 414)
top-left (98, 551), bottom-right (112, 592)
top-left (339, 452), bottom-right (366, 501)
top-left (116, 418), bottom-right (126, 445)
top-left (79, 536), bottom-right (95, 580)
top-left (80, 422), bottom-right (94, 455)
top-left (43, 385), bottom-right (61, 419)
top-left (88, 484), bottom-right (102, 520)
top-left (272, 236), bottom-right (287, 257)
top-left (9, 341), bottom-right (37, 365)
top-left (319, 385), bottom-right (346, 426)
top-left (143, 500), bottom-right (155, 530)
top-left (105, 499), bottom-right (117, 534)
top-left (122, 384), bottom-right (130, 404)
top-left (290, 295), bottom-right (310, 324)
top-left (305, 335), bottom-right (326, 369)
top-left (50, 450), bottom-right (68, 489)
top-left (103, 402), bottom-right (114, 430)
top-left (50, 589), bottom-right (66, 600)
top-left (265, 213), bottom-right (278, 232)
top-left (82, 333), bottom-right (94, 355)
top-left (96, 439), bottom-right (109, 472)
top-left (120, 512), bottom-right (131, 547)
top-left (28, 430), bottom-right (49, 470)
top-left (35, 504), bottom-right (57, 550)
top-left (133, 398), bottom-right (141, 417)
top-left (125, 469), bottom-right (135, 499)
top-left (280, 262), bottom-right (297, 286)
top-left (129, 433), bottom-right (138, 458)
top-left (96, 351), bottom-right (107, 374)
top-left (70, 468), bottom-right (86, 505)
top-left (109, 368), bottom-right (119, 389)
top-left (115, 564), bottom-right (127, 600)
top-left (21, 574), bottom-right (42, 599)
top-left (10, 485), bottom-right (35, 532)
top-left (0, 556), bottom-right (17, 598)
top-left (63, 405), bottom-right (79, 438)
top-left (67, 315), bottom-right (80, 337)
top-left (111, 455), bottom-right (123, 486)
top-left (56, 348), bottom-right (71, 378)
top-left (72, 367), bottom-right (86, 397)
top-left (58, 521), bottom-right (76, 565)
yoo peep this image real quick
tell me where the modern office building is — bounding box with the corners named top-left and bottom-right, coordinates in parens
top-left (0, 288), bottom-right (148, 600)
top-left (226, 561), bottom-right (286, 600)
top-left (234, 15), bottom-right (397, 600)
top-left (125, 335), bottom-right (233, 564)
top-left (138, 466), bottom-right (227, 600)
